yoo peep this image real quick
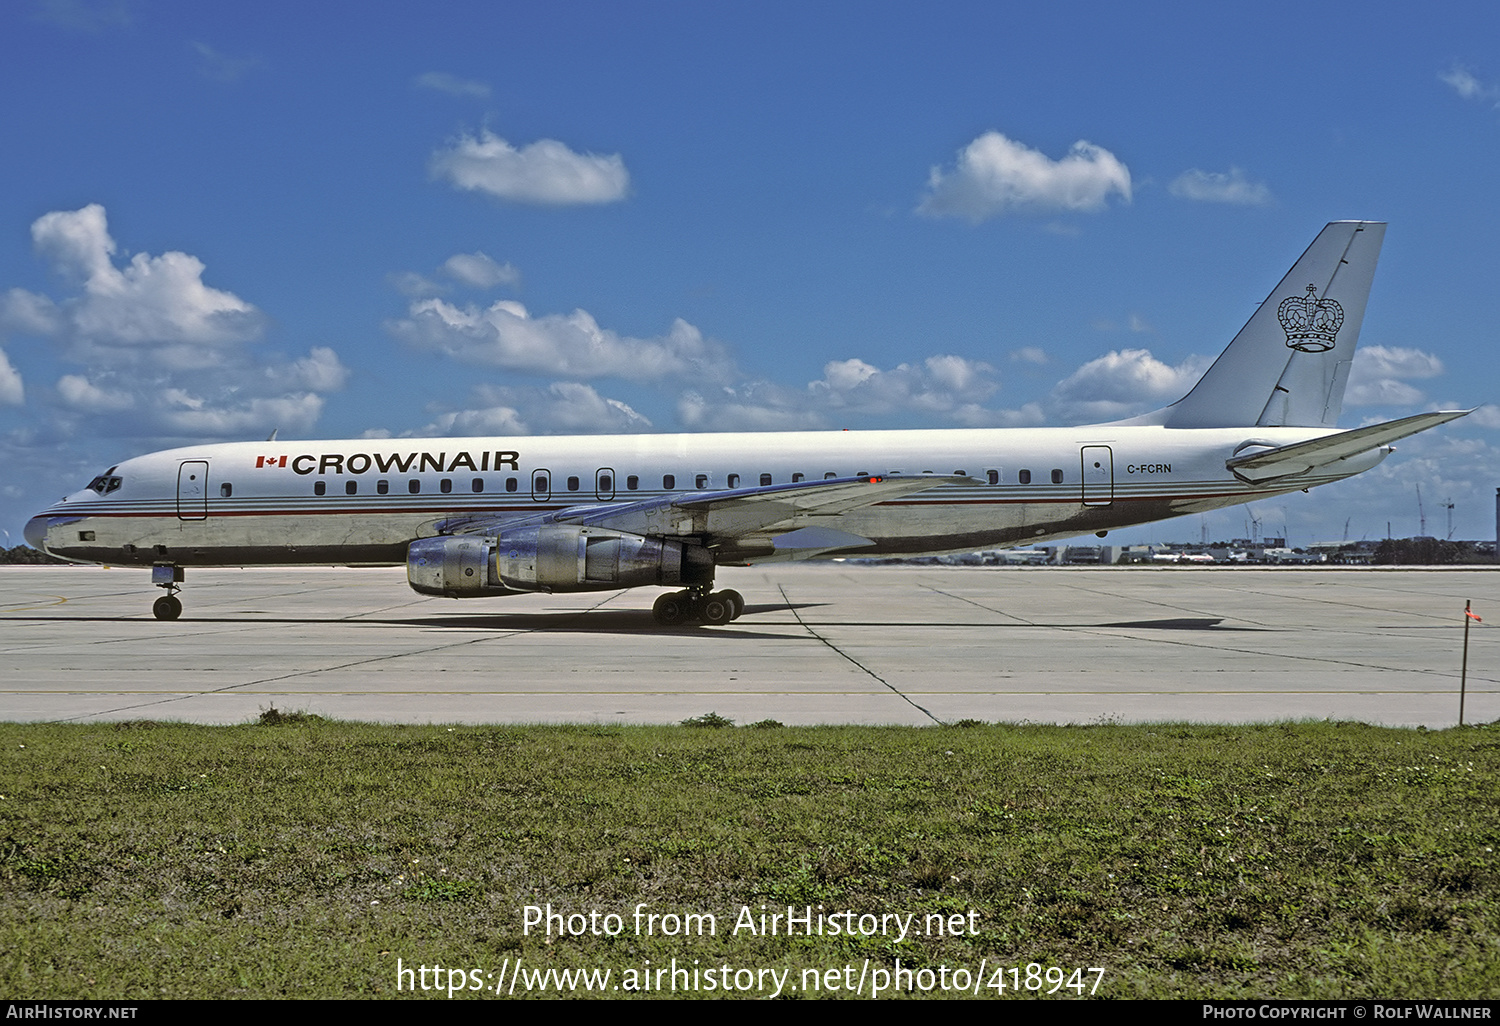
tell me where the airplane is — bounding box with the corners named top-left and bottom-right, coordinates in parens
top-left (24, 221), bottom-right (1471, 626)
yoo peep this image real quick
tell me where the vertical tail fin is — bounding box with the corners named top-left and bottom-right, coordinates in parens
top-left (1146, 221), bottom-right (1384, 429)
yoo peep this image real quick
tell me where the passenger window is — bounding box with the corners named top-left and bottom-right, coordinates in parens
top-left (345, 481), bottom-right (357, 495)
top-left (627, 475), bottom-right (639, 490)
top-left (663, 475), bottom-right (675, 489)
top-left (377, 479), bottom-right (389, 494)
top-left (695, 474), bottom-right (708, 488)
top-left (506, 477), bottom-right (517, 492)
top-left (219, 483), bottom-right (233, 498)
top-left (986, 470), bottom-right (999, 485)
top-left (563, 476), bottom-right (576, 491)
top-left (824, 472), bottom-right (837, 479)
top-left (727, 474), bottom-right (740, 488)
top-left (440, 479), bottom-right (452, 493)
top-left (1051, 469), bottom-right (1064, 484)
top-left (792, 473), bottom-right (804, 483)
top-left (759, 473), bottom-right (772, 486)
top-left (314, 481), bottom-right (327, 496)
top-left (1019, 470), bottom-right (1031, 485)
top-left (471, 478), bottom-right (484, 493)
top-left (598, 473), bottom-right (612, 492)
top-left (408, 479), bottom-right (421, 494)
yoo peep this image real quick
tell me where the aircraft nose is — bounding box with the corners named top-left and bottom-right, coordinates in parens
top-left (23, 515), bottom-right (50, 552)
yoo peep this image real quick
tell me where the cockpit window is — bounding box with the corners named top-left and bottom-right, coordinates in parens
top-left (87, 467), bottom-right (123, 495)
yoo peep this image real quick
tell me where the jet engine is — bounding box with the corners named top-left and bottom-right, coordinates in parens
top-left (407, 526), bottom-right (713, 597)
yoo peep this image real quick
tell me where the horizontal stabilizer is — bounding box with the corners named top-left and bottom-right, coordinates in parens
top-left (1226, 410), bottom-right (1472, 483)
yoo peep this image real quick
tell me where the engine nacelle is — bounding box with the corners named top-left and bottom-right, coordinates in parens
top-left (407, 527), bottom-right (713, 597)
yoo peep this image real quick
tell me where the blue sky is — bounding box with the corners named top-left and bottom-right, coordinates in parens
top-left (2, 0), bottom-right (1498, 547)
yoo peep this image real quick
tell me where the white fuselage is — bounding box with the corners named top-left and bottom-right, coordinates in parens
top-left (25, 423), bottom-right (1378, 569)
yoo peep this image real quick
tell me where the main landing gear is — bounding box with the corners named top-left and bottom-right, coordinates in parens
top-left (652, 586), bottom-right (745, 627)
top-left (151, 564), bottom-right (184, 620)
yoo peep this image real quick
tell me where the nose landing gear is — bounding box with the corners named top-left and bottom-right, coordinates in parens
top-left (151, 564), bottom-right (184, 620)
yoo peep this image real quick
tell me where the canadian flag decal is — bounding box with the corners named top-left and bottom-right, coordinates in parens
top-left (256, 456), bottom-right (287, 468)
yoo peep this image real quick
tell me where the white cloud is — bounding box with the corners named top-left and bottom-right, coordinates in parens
top-left (388, 297), bottom-right (734, 383)
top-left (441, 251), bottom-right (519, 289)
top-left (973, 402), bottom-right (1047, 428)
top-left (1344, 344), bottom-right (1445, 407)
top-left (429, 130), bottom-right (629, 206)
top-left (675, 354), bottom-right (1025, 431)
top-left (3, 204), bottom-right (346, 442)
top-left (14, 204), bottom-right (264, 362)
top-left (33, 0), bottom-right (131, 33)
top-left (419, 403), bottom-right (526, 437)
top-left (1, 288), bottom-right (62, 334)
top-left (1169, 167), bottom-right (1273, 206)
top-left (677, 388), bottom-right (828, 432)
top-left (0, 349), bottom-right (23, 405)
top-left (417, 382), bottom-right (652, 436)
top-left (266, 346), bottom-right (351, 392)
top-left (191, 41), bottom-right (259, 83)
top-left (1009, 346), bottom-right (1048, 365)
top-left (1092, 314), bottom-right (1154, 333)
top-left (1345, 378), bottom-right (1428, 407)
top-left (390, 252), bottom-right (520, 299)
top-left (154, 393), bottom-right (326, 436)
top-left (1463, 405), bottom-right (1500, 429)
top-left (414, 72), bottom-right (491, 99)
top-left (918, 132), bottom-right (1131, 221)
top-left (30, 202), bottom-right (115, 281)
top-left (811, 354), bottom-right (1000, 415)
top-left (1440, 65), bottom-right (1500, 105)
top-left (387, 271), bottom-right (446, 298)
top-left (56, 374), bottom-right (133, 412)
top-left (1354, 345), bottom-right (1444, 380)
top-left (1051, 348), bottom-right (1211, 422)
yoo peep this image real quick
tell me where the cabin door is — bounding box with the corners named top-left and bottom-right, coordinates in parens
top-left (1080, 446), bottom-right (1113, 507)
top-left (177, 460), bottom-right (209, 520)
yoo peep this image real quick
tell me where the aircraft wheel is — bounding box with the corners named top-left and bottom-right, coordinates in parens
top-left (652, 591), bottom-right (692, 626)
top-left (718, 589), bottom-right (745, 620)
top-left (699, 594), bottom-right (734, 626)
top-left (152, 595), bottom-right (182, 621)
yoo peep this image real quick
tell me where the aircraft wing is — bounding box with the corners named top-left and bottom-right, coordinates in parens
top-left (434, 474), bottom-right (975, 557)
top-left (1226, 409), bottom-right (1472, 483)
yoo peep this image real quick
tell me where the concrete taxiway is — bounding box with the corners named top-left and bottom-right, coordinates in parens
top-left (1, 563), bottom-right (1496, 727)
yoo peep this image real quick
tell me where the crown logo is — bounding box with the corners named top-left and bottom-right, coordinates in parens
top-left (1277, 283), bottom-right (1344, 353)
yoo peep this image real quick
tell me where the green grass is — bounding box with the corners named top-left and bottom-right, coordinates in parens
top-left (2, 717), bottom-right (1498, 999)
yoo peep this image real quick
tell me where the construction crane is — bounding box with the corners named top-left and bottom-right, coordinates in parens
top-left (1417, 484), bottom-right (1427, 537)
top-left (1443, 497), bottom-right (1456, 540)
